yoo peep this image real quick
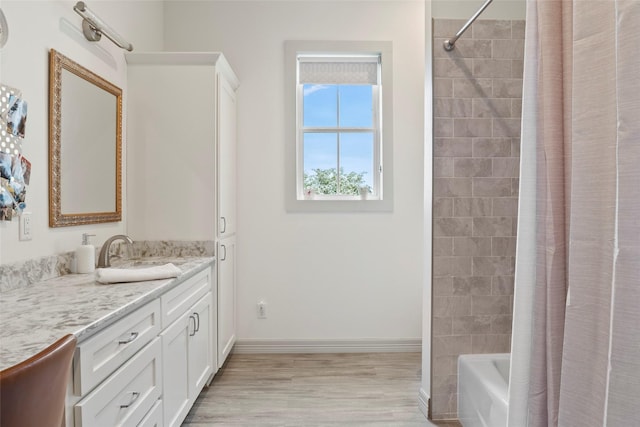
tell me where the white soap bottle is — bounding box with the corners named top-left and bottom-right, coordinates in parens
top-left (76, 233), bottom-right (96, 274)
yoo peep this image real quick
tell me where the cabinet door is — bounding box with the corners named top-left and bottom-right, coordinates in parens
top-left (127, 63), bottom-right (216, 241)
top-left (160, 312), bottom-right (191, 427)
top-left (188, 292), bottom-right (214, 397)
top-left (217, 237), bottom-right (236, 367)
top-left (216, 74), bottom-right (237, 237)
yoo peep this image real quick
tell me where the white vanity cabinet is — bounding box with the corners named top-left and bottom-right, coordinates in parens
top-left (216, 68), bottom-right (238, 368)
top-left (217, 236), bottom-right (236, 366)
top-left (160, 269), bottom-right (216, 427)
top-left (72, 299), bottom-right (163, 427)
top-left (73, 299), bottom-right (162, 396)
top-left (217, 73), bottom-right (238, 238)
top-left (67, 265), bottom-right (217, 427)
top-left (189, 292), bottom-right (215, 394)
top-left (74, 338), bottom-right (162, 427)
top-left (126, 52), bottom-right (239, 369)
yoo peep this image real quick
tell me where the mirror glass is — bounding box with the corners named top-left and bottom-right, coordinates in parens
top-left (49, 49), bottom-right (122, 227)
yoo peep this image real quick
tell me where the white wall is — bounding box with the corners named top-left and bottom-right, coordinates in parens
top-left (0, 1), bottom-right (164, 265)
top-left (163, 1), bottom-right (425, 343)
top-left (432, 0), bottom-right (525, 19)
top-left (422, 1), bottom-right (434, 416)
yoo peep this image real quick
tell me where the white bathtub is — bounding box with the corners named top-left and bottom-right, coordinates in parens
top-left (458, 353), bottom-right (510, 427)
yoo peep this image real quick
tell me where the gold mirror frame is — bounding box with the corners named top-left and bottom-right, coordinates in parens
top-left (49, 49), bottom-right (122, 227)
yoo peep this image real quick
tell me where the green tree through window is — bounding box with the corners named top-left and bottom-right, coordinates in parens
top-left (303, 168), bottom-right (369, 195)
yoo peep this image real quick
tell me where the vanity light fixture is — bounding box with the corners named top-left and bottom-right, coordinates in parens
top-left (73, 1), bottom-right (133, 52)
top-left (0, 8), bottom-right (8, 48)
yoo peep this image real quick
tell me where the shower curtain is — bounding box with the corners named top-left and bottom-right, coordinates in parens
top-left (508, 0), bottom-right (640, 426)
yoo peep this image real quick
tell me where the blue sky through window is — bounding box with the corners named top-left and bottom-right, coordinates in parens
top-left (339, 86), bottom-right (373, 127)
top-left (340, 133), bottom-right (373, 185)
top-left (303, 84), bottom-right (375, 189)
top-left (303, 133), bottom-right (337, 171)
top-left (303, 85), bottom-right (337, 127)
top-left (303, 84), bottom-right (373, 127)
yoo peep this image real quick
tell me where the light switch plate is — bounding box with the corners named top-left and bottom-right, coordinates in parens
top-left (19, 212), bottom-right (32, 241)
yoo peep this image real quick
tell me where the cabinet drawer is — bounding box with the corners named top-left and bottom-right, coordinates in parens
top-left (138, 399), bottom-right (163, 427)
top-left (161, 269), bottom-right (210, 328)
top-left (74, 338), bottom-right (162, 427)
top-left (75, 299), bottom-right (161, 396)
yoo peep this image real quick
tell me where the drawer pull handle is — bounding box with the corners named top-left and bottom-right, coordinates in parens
top-left (189, 315), bottom-right (197, 336)
top-left (119, 391), bottom-right (140, 409)
top-left (220, 244), bottom-right (227, 261)
top-left (194, 312), bottom-right (200, 332)
top-left (220, 216), bottom-right (227, 234)
top-left (118, 332), bottom-right (139, 345)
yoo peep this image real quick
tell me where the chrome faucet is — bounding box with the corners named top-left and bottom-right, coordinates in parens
top-left (97, 234), bottom-right (134, 268)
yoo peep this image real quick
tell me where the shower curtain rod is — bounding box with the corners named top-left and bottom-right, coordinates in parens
top-left (443, 0), bottom-right (494, 51)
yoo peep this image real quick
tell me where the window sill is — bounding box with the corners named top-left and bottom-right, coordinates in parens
top-left (286, 198), bottom-right (393, 213)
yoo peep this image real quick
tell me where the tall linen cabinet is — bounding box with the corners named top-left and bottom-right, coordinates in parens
top-left (126, 53), bottom-right (239, 373)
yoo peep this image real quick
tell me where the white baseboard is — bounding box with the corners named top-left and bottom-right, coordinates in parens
top-left (233, 338), bottom-right (422, 354)
top-left (418, 387), bottom-right (430, 420)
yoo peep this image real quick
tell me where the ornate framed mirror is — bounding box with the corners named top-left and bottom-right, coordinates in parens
top-left (49, 49), bottom-right (122, 227)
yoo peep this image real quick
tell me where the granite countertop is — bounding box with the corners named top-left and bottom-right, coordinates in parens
top-left (0, 256), bottom-right (215, 370)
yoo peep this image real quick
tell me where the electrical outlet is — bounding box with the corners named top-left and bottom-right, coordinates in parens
top-left (19, 212), bottom-right (32, 241)
top-left (257, 301), bottom-right (267, 319)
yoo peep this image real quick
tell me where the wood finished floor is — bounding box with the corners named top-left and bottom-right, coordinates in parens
top-left (183, 352), bottom-right (461, 427)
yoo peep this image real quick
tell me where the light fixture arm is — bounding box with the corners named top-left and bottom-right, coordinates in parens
top-left (73, 2), bottom-right (133, 52)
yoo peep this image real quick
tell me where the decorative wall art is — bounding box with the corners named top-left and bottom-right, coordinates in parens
top-left (6, 94), bottom-right (27, 137)
top-left (0, 83), bottom-right (30, 221)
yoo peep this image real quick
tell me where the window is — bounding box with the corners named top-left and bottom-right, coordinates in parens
top-left (285, 41), bottom-right (393, 212)
top-left (299, 56), bottom-right (380, 199)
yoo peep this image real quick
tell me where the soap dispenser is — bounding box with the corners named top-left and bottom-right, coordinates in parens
top-left (76, 233), bottom-right (96, 274)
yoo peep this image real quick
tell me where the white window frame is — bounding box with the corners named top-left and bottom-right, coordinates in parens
top-left (285, 40), bottom-right (393, 212)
